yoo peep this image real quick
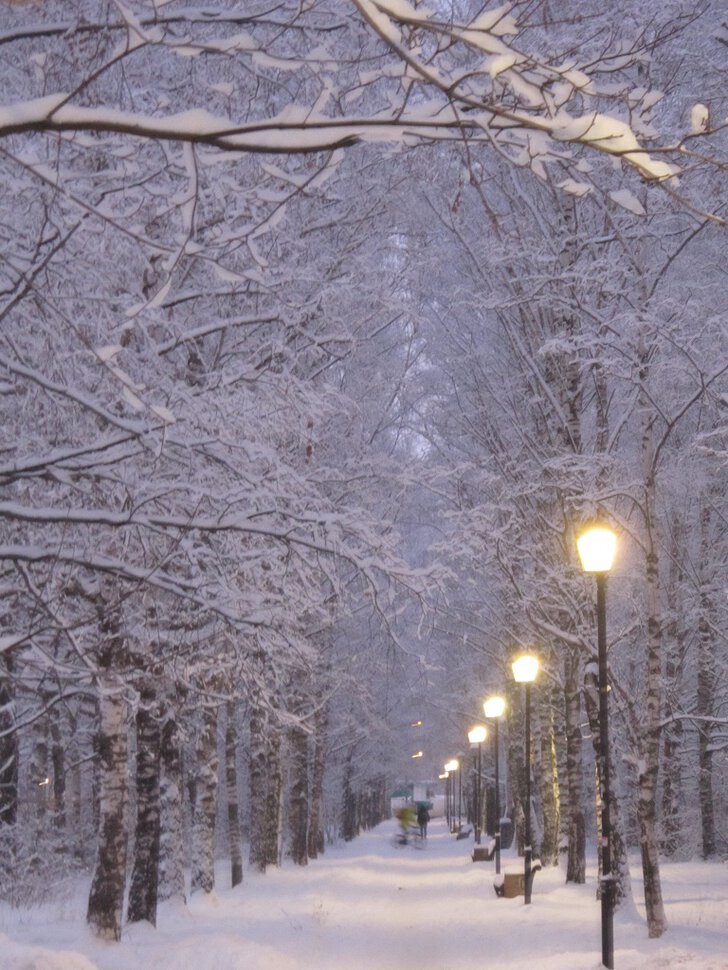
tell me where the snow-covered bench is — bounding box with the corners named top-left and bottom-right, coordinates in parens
top-left (472, 838), bottom-right (496, 862)
top-left (493, 859), bottom-right (542, 897)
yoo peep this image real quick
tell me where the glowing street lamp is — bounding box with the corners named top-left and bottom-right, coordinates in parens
top-left (577, 522), bottom-right (617, 970)
top-left (440, 770), bottom-right (450, 827)
top-left (483, 696), bottom-right (506, 873)
top-left (512, 653), bottom-right (539, 905)
top-left (577, 525), bottom-right (617, 575)
top-left (468, 725), bottom-right (487, 844)
top-left (444, 759), bottom-right (459, 831)
top-left (457, 755), bottom-right (464, 829)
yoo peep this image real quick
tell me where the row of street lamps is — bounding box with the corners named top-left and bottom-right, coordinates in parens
top-left (450, 523), bottom-right (617, 969)
top-left (467, 696), bottom-right (506, 874)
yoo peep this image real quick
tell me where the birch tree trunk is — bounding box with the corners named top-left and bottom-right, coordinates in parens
top-left (86, 591), bottom-right (129, 942)
top-left (65, 716), bottom-right (80, 849)
top-left (264, 731), bottom-right (282, 868)
top-left (248, 698), bottom-right (269, 873)
top-left (307, 704), bottom-right (328, 859)
top-left (288, 718), bottom-right (310, 866)
top-left (0, 656), bottom-right (18, 827)
top-left (49, 704), bottom-right (65, 830)
top-left (158, 712), bottom-right (186, 903)
top-left (564, 651), bottom-right (585, 883)
top-left (539, 694), bottom-right (560, 867)
top-left (661, 514), bottom-right (686, 857)
top-left (191, 703), bottom-right (218, 895)
top-left (583, 666), bottom-right (631, 908)
top-left (30, 714), bottom-right (49, 826)
top-left (225, 702), bottom-right (243, 887)
top-left (341, 750), bottom-right (357, 841)
top-left (697, 502), bottom-right (716, 858)
top-left (127, 688), bottom-right (162, 925)
top-left (86, 679), bottom-right (128, 940)
top-left (636, 330), bottom-right (667, 937)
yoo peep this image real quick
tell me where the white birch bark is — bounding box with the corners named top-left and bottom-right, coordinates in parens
top-left (697, 501), bottom-right (717, 858)
top-left (86, 680), bottom-right (128, 940)
top-left (248, 698), bottom-right (269, 873)
top-left (158, 713), bottom-right (186, 904)
top-left (564, 651), bottom-right (585, 883)
top-left (191, 704), bottom-right (218, 895)
top-left (288, 719), bottom-right (309, 866)
top-left (636, 326), bottom-right (668, 937)
top-left (225, 702), bottom-right (243, 887)
top-left (127, 688), bottom-right (162, 925)
top-left (307, 704), bottom-right (328, 859)
top-left (264, 731), bottom-right (282, 868)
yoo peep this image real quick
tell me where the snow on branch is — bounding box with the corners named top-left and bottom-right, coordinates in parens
top-left (0, 3), bottom-right (700, 189)
top-left (0, 542), bottom-right (268, 627)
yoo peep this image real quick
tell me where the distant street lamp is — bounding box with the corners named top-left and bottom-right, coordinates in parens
top-left (512, 653), bottom-right (539, 905)
top-left (439, 770), bottom-right (449, 826)
top-left (483, 696), bottom-right (506, 874)
top-left (456, 754), bottom-right (464, 829)
top-left (444, 759), bottom-right (459, 832)
top-left (577, 522), bottom-right (617, 970)
top-left (468, 726), bottom-right (487, 844)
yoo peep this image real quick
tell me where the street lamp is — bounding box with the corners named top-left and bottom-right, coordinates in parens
top-left (512, 653), bottom-right (539, 905)
top-left (444, 759), bottom-right (459, 832)
top-left (439, 771), bottom-right (450, 827)
top-left (577, 522), bottom-right (617, 970)
top-left (468, 726), bottom-right (487, 844)
top-left (483, 696), bottom-right (506, 873)
top-left (456, 753), bottom-right (464, 829)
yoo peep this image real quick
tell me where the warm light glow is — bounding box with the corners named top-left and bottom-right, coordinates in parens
top-left (439, 772), bottom-right (449, 779)
top-left (411, 720), bottom-right (422, 727)
top-left (483, 696), bottom-right (506, 719)
top-left (468, 725), bottom-right (487, 744)
top-left (577, 524), bottom-right (617, 573)
top-left (411, 751), bottom-right (423, 759)
top-left (444, 759), bottom-right (459, 772)
top-left (512, 653), bottom-right (539, 683)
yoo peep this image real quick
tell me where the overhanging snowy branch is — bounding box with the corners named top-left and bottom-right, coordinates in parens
top-left (0, 542), bottom-right (269, 627)
top-left (0, 92), bottom-right (680, 181)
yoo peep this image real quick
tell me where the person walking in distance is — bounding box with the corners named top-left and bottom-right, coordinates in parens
top-left (417, 803), bottom-right (430, 840)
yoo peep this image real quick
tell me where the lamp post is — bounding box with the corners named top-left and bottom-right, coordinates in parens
top-left (512, 653), bottom-right (539, 905)
top-left (457, 757), bottom-right (463, 829)
top-left (444, 759), bottom-right (459, 832)
top-left (483, 696), bottom-right (506, 874)
top-left (577, 523), bottom-right (617, 970)
top-left (468, 726), bottom-right (487, 843)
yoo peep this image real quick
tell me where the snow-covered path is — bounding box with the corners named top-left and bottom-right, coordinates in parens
top-left (1, 816), bottom-right (727, 970)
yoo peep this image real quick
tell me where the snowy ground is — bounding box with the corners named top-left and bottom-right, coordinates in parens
top-left (1, 816), bottom-right (727, 970)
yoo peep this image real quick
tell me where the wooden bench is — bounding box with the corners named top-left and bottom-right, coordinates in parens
top-left (493, 861), bottom-right (541, 897)
top-left (472, 840), bottom-right (496, 862)
top-left (496, 872), bottom-right (524, 897)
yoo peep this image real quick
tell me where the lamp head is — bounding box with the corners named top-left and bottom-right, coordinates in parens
top-left (577, 523), bottom-right (617, 573)
top-left (512, 653), bottom-right (539, 684)
top-left (444, 759), bottom-right (459, 772)
top-left (483, 696), bottom-right (506, 719)
top-left (468, 725), bottom-right (487, 744)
